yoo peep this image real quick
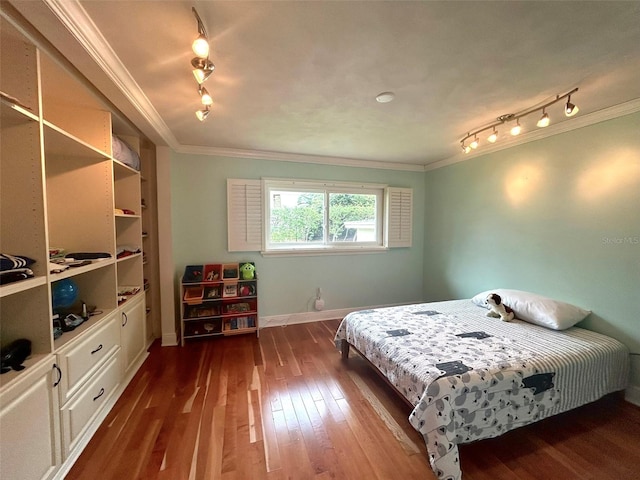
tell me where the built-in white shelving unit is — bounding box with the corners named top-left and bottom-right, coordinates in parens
top-left (0, 6), bottom-right (158, 479)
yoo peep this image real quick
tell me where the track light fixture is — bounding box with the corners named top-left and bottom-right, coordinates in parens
top-left (191, 7), bottom-right (209, 58)
top-left (199, 86), bottom-right (213, 106)
top-left (510, 119), bottom-right (521, 136)
top-left (190, 7), bottom-right (215, 120)
top-left (460, 87), bottom-right (579, 154)
top-left (537, 109), bottom-right (550, 128)
top-left (192, 57), bottom-right (215, 84)
top-left (196, 106), bottom-right (210, 121)
top-left (565, 95), bottom-right (579, 117)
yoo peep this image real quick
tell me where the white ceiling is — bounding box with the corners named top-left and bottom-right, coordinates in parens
top-left (11, 0), bottom-right (640, 169)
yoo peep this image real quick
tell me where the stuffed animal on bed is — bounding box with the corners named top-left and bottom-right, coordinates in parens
top-left (486, 293), bottom-right (515, 322)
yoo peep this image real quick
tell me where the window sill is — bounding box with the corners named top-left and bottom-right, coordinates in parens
top-left (261, 246), bottom-right (389, 257)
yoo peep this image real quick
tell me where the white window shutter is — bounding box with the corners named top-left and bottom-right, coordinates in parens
top-left (386, 187), bottom-right (412, 248)
top-left (227, 179), bottom-right (263, 251)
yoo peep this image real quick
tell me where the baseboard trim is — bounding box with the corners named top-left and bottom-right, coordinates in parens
top-left (161, 332), bottom-right (178, 346)
top-left (625, 385), bottom-right (640, 407)
top-left (260, 303), bottom-right (408, 328)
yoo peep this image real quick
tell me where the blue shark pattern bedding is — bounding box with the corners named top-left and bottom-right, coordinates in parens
top-left (334, 299), bottom-right (629, 480)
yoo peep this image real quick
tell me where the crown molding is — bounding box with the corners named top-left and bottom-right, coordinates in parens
top-left (176, 144), bottom-right (426, 171)
top-left (42, 0), bottom-right (179, 147)
top-left (424, 97), bottom-right (640, 172)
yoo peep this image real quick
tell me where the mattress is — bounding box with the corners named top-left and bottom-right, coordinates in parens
top-left (334, 299), bottom-right (629, 480)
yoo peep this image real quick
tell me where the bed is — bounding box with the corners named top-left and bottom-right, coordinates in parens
top-left (334, 291), bottom-right (629, 480)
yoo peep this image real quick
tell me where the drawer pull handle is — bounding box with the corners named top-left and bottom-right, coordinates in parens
top-left (91, 344), bottom-right (103, 355)
top-left (93, 387), bottom-right (105, 402)
top-left (53, 363), bottom-right (62, 387)
top-left (122, 311), bottom-right (128, 327)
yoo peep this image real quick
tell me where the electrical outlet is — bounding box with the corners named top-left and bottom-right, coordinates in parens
top-left (314, 298), bottom-right (325, 311)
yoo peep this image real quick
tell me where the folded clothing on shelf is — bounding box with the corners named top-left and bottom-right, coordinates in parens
top-left (1, 253), bottom-right (35, 271)
top-left (0, 268), bottom-right (34, 285)
top-left (0, 253), bottom-right (36, 285)
top-left (49, 261), bottom-right (69, 274)
top-left (116, 245), bottom-right (141, 259)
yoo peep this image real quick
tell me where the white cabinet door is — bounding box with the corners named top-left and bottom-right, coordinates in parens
top-left (120, 294), bottom-right (146, 375)
top-left (0, 359), bottom-right (61, 480)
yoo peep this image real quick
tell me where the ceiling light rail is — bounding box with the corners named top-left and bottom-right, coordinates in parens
top-left (460, 87), bottom-right (579, 154)
top-left (191, 7), bottom-right (215, 121)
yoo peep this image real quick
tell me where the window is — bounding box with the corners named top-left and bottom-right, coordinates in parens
top-left (266, 182), bottom-right (384, 251)
top-left (227, 178), bottom-right (412, 254)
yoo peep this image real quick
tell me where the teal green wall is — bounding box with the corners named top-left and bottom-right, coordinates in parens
top-left (169, 155), bottom-right (425, 316)
top-left (423, 112), bottom-right (640, 389)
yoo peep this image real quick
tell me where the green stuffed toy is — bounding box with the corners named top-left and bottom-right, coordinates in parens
top-left (240, 262), bottom-right (255, 280)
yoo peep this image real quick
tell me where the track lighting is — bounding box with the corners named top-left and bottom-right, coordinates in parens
top-left (196, 107), bottom-right (210, 121)
top-left (565, 95), bottom-right (579, 117)
top-left (190, 7), bottom-right (215, 121)
top-left (199, 86), bottom-right (213, 106)
top-left (192, 57), bottom-right (215, 84)
top-left (192, 34), bottom-right (209, 59)
top-left (191, 7), bottom-right (210, 58)
top-left (459, 87), bottom-right (579, 154)
top-left (537, 109), bottom-right (550, 128)
top-left (510, 119), bottom-right (521, 136)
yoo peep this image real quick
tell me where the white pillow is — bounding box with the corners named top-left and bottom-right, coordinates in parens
top-left (471, 288), bottom-right (591, 330)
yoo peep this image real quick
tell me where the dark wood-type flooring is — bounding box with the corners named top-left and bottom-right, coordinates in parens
top-left (68, 320), bottom-right (640, 479)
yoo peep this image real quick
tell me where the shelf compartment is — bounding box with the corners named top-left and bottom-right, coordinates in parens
top-left (183, 265), bottom-right (204, 283)
top-left (237, 281), bottom-right (257, 298)
top-left (0, 284), bottom-right (52, 359)
top-left (43, 120), bottom-right (110, 160)
top-left (0, 16), bottom-right (39, 115)
top-left (40, 54), bottom-right (112, 154)
top-left (221, 263), bottom-right (239, 280)
top-left (222, 315), bottom-right (257, 333)
top-left (183, 286), bottom-right (204, 304)
top-left (183, 303), bottom-right (221, 320)
top-left (1, 103), bottom-right (48, 278)
top-left (113, 160), bottom-right (141, 218)
top-left (183, 318), bottom-right (222, 338)
top-left (203, 264), bottom-right (221, 283)
top-left (222, 299), bottom-right (256, 316)
top-left (44, 151), bottom-right (114, 256)
top-left (203, 285), bottom-right (222, 300)
top-left (51, 265), bottom-right (118, 318)
top-left (116, 253), bottom-right (142, 297)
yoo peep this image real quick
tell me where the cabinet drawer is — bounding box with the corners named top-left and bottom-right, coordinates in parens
top-left (57, 312), bottom-right (120, 403)
top-left (60, 352), bottom-right (121, 455)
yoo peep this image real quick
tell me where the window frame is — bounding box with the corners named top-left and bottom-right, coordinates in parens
top-left (263, 178), bottom-right (386, 255)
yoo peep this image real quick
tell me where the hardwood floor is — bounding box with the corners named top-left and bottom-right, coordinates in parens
top-left (68, 320), bottom-right (640, 480)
